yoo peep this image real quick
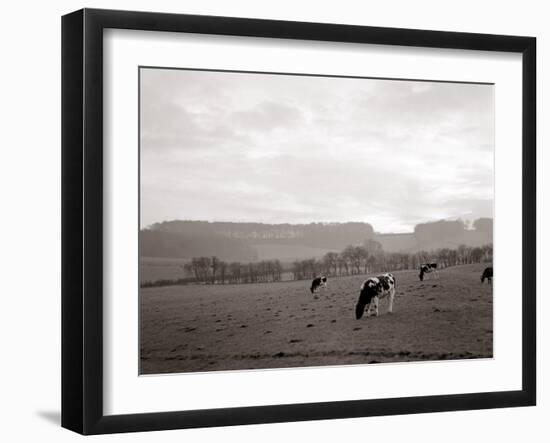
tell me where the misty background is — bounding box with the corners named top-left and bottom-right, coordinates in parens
top-left (140, 68), bottom-right (494, 235)
top-left (139, 67), bottom-right (494, 276)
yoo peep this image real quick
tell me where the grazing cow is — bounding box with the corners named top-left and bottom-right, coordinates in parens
top-left (310, 276), bottom-right (327, 293)
top-left (481, 267), bottom-right (493, 284)
top-left (355, 273), bottom-right (396, 319)
top-left (419, 263), bottom-right (438, 281)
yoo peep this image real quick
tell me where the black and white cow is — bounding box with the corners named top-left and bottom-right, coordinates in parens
top-left (481, 267), bottom-right (493, 284)
top-left (419, 263), bottom-right (438, 281)
top-left (355, 273), bottom-right (396, 319)
top-left (310, 276), bottom-right (328, 294)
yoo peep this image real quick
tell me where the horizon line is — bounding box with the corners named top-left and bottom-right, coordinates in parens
top-left (141, 216), bottom-right (494, 235)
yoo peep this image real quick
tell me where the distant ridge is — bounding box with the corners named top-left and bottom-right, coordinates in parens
top-left (141, 218), bottom-right (492, 261)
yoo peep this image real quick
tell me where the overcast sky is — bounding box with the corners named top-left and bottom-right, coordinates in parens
top-left (140, 68), bottom-right (494, 233)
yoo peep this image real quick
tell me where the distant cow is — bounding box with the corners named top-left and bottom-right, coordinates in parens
top-left (355, 273), bottom-right (396, 319)
top-left (419, 263), bottom-right (438, 281)
top-left (310, 276), bottom-right (327, 293)
top-left (481, 267), bottom-right (493, 284)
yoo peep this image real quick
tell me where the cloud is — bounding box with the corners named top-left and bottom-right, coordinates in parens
top-left (140, 68), bottom-right (494, 232)
top-left (230, 101), bottom-right (305, 132)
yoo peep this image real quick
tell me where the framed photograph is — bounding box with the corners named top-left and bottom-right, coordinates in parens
top-left (61, 8), bottom-right (536, 435)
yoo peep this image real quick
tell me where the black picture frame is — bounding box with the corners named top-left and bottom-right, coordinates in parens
top-left (62, 8), bottom-right (536, 435)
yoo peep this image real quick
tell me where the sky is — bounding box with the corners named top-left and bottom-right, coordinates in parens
top-left (140, 68), bottom-right (494, 233)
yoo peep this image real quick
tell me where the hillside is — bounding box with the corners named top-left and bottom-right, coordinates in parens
top-left (139, 229), bottom-right (258, 262)
top-left (141, 218), bottom-right (493, 261)
top-left (148, 220), bottom-right (374, 248)
top-left (141, 221), bottom-right (375, 261)
top-left (374, 227), bottom-right (493, 253)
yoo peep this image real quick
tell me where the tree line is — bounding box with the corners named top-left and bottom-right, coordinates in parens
top-left (292, 242), bottom-right (493, 280)
top-left (140, 241), bottom-right (492, 288)
top-left (183, 257), bottom-right (283, 284)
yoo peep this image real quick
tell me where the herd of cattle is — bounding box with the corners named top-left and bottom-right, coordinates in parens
top-left (310, 264), bottom-right (493, 320)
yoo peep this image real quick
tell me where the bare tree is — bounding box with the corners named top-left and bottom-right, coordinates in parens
top-left (322, 252), bottom-right (338, 276)
top-left (210, 256), bottom-right (219, 284)
top-left (219, 260), bottom-right (227, 284)
top-left (273, 260), bottom-right (283, 281)
top-left (229, 262), bottom-right (241, 283)
top-left (341, 246), bottom-right (355, 275)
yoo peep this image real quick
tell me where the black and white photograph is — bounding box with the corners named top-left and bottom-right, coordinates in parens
top-left (0, 0), bottom-right (545, 439)
top-left (139, 67), bottom-right (495, 375)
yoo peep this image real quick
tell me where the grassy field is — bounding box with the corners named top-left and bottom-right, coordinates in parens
top-left (140, 257), bottom-right (190, 283)
top-left (140, 263), bottom-right (492, 374)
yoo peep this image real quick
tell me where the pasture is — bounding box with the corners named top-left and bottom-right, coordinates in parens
top-left (140, 263), bottom-right (492, 374)
top-left (140, 256), bottom-right (190, 283)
